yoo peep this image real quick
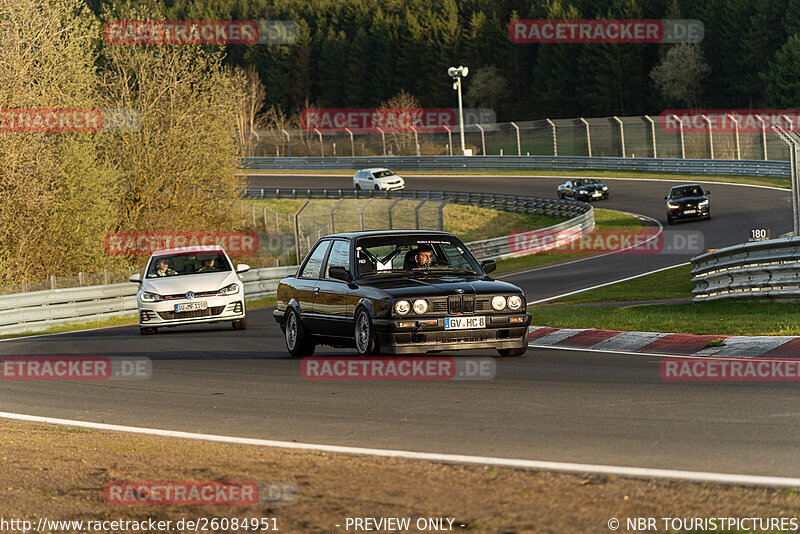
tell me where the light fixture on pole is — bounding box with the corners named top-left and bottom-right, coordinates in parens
top-left (448, 66), bottom-right (469, 155)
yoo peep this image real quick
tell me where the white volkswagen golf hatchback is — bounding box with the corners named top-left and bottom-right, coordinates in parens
top-left (130, 245), bottom-right (250, 335)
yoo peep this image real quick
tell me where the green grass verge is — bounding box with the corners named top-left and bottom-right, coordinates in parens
top-left (494, 208), bottom-right (644, 274)
top-left (242, 168), bottom-right (789, 189)
top-left (531, 263), bottom-right (800, 335)
top-left (0, 297), bottom-right (278, 340)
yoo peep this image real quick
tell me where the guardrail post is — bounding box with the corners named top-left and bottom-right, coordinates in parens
top-left (671, 114), bottom-right (685, 159)
top-left (579, 118), bottom-right (591, 157)
top-left (644, 115), bottom-right (656, 158)
top-left (613, 116), bottom-right (625, 157)
top-left (476, 124), bottom-right (486, 155)
top-left (546, 118), bottom-right (557, 156)
top-left (510, 121), bottom-right (521, 156)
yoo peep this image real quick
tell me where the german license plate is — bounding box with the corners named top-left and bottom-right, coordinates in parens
top-left (684, 209), bottom-right (696, 214)
top-left (174, 301), bottom-right (208, 312)
top-left (593, 191), bottom-right (602, 197)
top-left (444, 316), bottom-right (486, 330)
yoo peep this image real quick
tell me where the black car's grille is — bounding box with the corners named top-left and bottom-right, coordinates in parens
top-left (432, 300), bottom-right (448, 313)
top-left (157, 305), bottom-right (226, 320)
top-left (447, 294), bottom-right (475, 314)
top-left (429, 296), bottom-right (491, 314)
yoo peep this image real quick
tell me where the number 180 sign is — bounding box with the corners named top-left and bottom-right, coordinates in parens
top-left (749, 228), bottom-right (770, 242)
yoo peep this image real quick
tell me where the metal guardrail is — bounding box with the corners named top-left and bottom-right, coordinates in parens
top-left (691, 237), bottom-right (800, 301)
top-left (240, 156), bottom-right (790, 177)
top-left (0, 266), bottom-right (297, 335)
top-left (242, 188), bottom-right (590, 219)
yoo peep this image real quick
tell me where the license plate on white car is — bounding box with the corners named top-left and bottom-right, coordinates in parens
top-left (174, 302), bottom-right (208, 312)
top-left (684, 209), bottom-right (696, 214)
top-left (444, 316), bottom-right (486, 330)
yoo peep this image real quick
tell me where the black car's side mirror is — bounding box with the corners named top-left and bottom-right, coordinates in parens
top-left (664, 195), bottom-right (669, 200)
top-left (481, 259), bottom-right (497, 274)
top-left (706, 190), bottom-right (711, 195)
top-left (329, 266), bottom-right (351, 281)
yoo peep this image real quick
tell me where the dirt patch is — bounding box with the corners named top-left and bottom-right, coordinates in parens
top-left (2, 420), bottom-right (799, 533)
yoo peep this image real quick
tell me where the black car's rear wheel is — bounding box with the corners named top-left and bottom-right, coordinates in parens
top-left (354, 308), bottom-right (378, 356)
top-left (285, 308), bottom-right (315, 357)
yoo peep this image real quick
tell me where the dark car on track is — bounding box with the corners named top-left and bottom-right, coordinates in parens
top-left (557, 178), bottom-right (609, 201)
top-left (666, 184), bottom-right (710, 225)
top-left (274, 230), bottom-right (531, 358)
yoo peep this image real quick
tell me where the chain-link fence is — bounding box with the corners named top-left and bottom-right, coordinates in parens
top-left (248, 115), bottom-right (792, 161)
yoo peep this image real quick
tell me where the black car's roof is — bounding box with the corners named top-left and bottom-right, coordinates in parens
top-left (670, 183), bottom-right (702, 190)
top-left (323, 230), bottom-right (457, 240)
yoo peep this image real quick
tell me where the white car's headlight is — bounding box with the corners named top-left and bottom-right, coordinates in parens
top-left (413, 299), bottom-right (428, 314)
top-left (507, 295), bottom-right (523, 310)
top-left (218, 283), bottom-right (240, 296)
top-left (140, 292), bottom-right (163, 302)
top-left (491, 296), bottom-right (507, 311)
top-left (699, 199), bottom-right (709, 206)
top-left (395, 300), bottom-right (411, 315)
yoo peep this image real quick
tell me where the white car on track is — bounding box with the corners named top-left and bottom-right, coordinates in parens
top-left (130, 245), bottom-right (250, 335)
top-left (353, 168), bottom-right (405, 191)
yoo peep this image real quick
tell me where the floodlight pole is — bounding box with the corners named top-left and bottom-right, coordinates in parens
top-left (448, 66), bottom-right (469, 155)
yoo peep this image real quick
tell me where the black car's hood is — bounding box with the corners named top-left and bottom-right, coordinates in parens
top-left (669, 195), bottom-right (707, 205)
top-left (361, 275), bottom-right (523, 297)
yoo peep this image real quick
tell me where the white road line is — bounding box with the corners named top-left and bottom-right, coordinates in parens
top-left (1, 410), bottom-right (798, 488)
top-left (528, 262), bottom-right (690, 304)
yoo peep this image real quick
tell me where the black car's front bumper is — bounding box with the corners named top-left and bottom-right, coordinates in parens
top-left (576, 191), bottom-right (609, 201)
top-left (668, 205), bottom-right (709, 221)
top-left (372, 313), bottom-right (531, 354)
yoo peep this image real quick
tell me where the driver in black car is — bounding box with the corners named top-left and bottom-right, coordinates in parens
top-left (412, 244), bottom-right (434, 269)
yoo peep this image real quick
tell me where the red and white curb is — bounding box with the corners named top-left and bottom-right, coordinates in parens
top-left (528, 326), bottom-right (800, 357)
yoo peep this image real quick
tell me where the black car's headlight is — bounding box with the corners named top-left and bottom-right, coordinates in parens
top-left (491, 296), bottom-right (507, 311)
top-left (579, 190), bottom-right (588, 195)
top-left (140, 291), bottom-right (163, 302)
top-left (667, 202), bottom-right (680, 209)
top-left (218, 283), bottom-right (240, 296)
top-left (413, 299), bottom-right (428, 314)
top-left (507, 295), bottom-right (523, 311)
top-left (699, 199), bottom-right (709, 207)
top-left (395, 300), bottom-right (411, 315)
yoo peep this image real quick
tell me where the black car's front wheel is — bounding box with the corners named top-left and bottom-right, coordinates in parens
top-left (354, 308), bottom-right (378, 356)
top-left (285, 308), bottom-right (315, 357)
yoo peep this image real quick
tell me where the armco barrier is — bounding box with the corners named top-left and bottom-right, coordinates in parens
top-left (0, 190), bottom-right (594, 334)
top-left (691, 237), bottom-right (800, 302)
top-left (240, 155), bottom-right (790, 177)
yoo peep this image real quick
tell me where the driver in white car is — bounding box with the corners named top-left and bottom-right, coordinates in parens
top-left (148, 258), bottom-right (177, 278)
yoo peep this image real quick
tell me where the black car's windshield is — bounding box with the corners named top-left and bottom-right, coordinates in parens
top-left (572, 178), bottom-right (600, 187)
top-left (670, 186), bottom-right (704, 199)
top-left (355, 235), bottom-right (481, 277)
top-left (146, 252), bottom-right (231, 278)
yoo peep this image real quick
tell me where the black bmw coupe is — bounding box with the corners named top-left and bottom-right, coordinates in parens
top-left (274, 230), bottom-right (531, 357)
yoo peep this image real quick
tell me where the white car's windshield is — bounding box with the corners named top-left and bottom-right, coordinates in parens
top-left (146, 252), bottom-right (231, 278)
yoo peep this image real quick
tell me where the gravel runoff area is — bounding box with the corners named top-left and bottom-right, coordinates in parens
top-left (3, 420), bottom-right (800, 533)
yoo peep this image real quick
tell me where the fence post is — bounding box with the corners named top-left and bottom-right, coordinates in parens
top-left (672, 114), bottom-right (686, 159)
top-left (294, 200), bottom-right (310, 265)
top-left (613, 116), bottom-right (625, 157)
top-left (414, 200), bottom-right (427, 229)
top-left (773, 126), bottom-right (800, 235)
top-left (579, 118), bottom-right (591, 157)
top-left (50, 275), bottom-right (56, 290)
top-left (510, 121), bottom-right (521, 156)
top-left (360, 198), bottom-right (374, 230)
top-left (644, 115), bottom-right (656, 158)
top-left (387, 198), bottom-right (402, 229)
top-left (78, 272), bottom-right (84, 286)
top-left (314, 128), bottom-right (324, 157)
top-left (282, 129), bottom-right (291, 156)
top-left (330, 198), bottom-right (345, 233)
top-left (437, 200), bottom-right (450, 231)
top-left (346, 128), bottom-right (355, 157)
top-left (377, 127), bottom-right (386, 156)
top-left (443, 125), bottom-right (453, 155)
top-left (410, 126), bottom-right (420, 156)
top-left (104, 269), bottom-right (109, 285)
top-left (701, 114), bottom-right (714, 159)
top-left (476, 124), bottom-right (486, 155)
top-left (546, 118), bottom-right (557, 156)
top-left (756, 115), bottom-right (768, 160)
top-left (726, 114), bottom-right (741, 160)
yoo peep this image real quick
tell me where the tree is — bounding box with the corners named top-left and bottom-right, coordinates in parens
top-left (766, 34), bottom-right (800, 107)
top-left (650, 44), bottom-right (710, 108)
top-left (230, 66), bottom-right (267, 157)
top-left (465, 65), bottom-right (509, 111)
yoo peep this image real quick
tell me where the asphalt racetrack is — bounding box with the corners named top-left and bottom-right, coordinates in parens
top-left (0, 174), bottom-right (796, 479)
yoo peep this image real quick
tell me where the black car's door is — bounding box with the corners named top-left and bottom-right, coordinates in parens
top-left (294, 240), bottom-right (331, 333)
top-left (313, 239), bottom-right (357, 337)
